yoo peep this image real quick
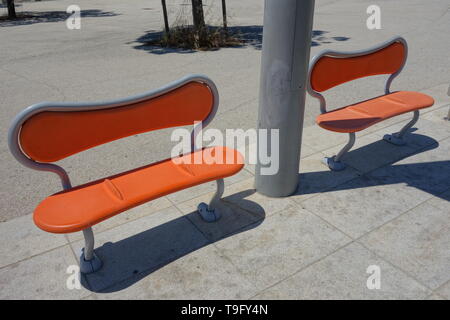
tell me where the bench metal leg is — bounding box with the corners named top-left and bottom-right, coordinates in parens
top-left (323, 132), bottom-right (355, 171)
top-left (197, 179), bottom-right (224, 222)
top-left (383, 110), bottom-right (419, 145)
top-left (79, 227), bottom-right (102, 274)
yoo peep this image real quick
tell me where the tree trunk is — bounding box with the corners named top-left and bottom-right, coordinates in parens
top-left (161, 0), bottom-right (170, 34)
top-left (191, 0), bottom-right (207, 47)
top-left (191, 0), bottom-right (205, 30)
top-left (221, 0), bottom-right (228, 34)
top-left (7, 0), bottom-right (16, 19)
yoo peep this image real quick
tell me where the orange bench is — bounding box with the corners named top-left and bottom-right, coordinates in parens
top-left (307, 37), bottom-right (434, 170)
top-left (8, 75), bottom-right (244, 273)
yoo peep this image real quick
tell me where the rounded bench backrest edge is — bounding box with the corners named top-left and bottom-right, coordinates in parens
top-left (308, 37), bottom-right (407, 93)
top-left (9, 74), bottom-right (218, 166)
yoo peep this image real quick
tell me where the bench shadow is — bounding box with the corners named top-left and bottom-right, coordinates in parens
top-left (132, 27), bottom-right (350, 54)
top-left (295, 131), bottom-right (450, 200)
top-left (0, 10), bottom-right (118, 27)
top-left (80, 189), bottom-right (265, 293)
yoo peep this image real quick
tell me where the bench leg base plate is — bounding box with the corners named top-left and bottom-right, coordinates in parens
top-left (383, 133), bottom-right (406, 146)
top-left (198, 202), bottom-right (221, 222)
top-left (80, 249), bottom-right (102, 274)
top-left (323, 156), bottom-right (346, 171)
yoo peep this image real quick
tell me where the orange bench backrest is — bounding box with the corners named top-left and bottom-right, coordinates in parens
top-left (310, 40), bottom-right (406, 92)
top-left (19, 81), bottom-right (214, 162)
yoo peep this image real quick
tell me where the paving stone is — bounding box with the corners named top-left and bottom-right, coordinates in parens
top-left (87, 245), bottom-right (257, 299)
top-left (435, 281), bottom-right (450, 299)
top-left (420, 84), bottom-right (450, 112)
top-left (302, 125), bottom-right (353, 153)
top-left (291, 152), bottom-right (361, 203)
top-left (176, 189), bottom-right (266, 242)
top-left (221, 178), bottom-right (298, 218)
top-left (422, 104), bottom-right (450, 124)
top-left (360, 202), bottom-right (450, 290)
top-left (214, 205), bottom-right (351, 291)
top-left (253, 243), bottom-right (431, 299)
top-left (0, 214), bottom-right (67, 268)
top-left (368, 138), bottom-right (450, 198)
top-left (322, 133), bottom-right (418, 174)
top-left (299, 141), bottom-right (318, 159)
top-left (374, 118), bottom-right (450, 149)
top-left (427, 189), bottom-right (450, 212)
top-left (301, 175), bottom-right (431, 239)
top-left (425, 293), bottom-right (446, 300)
top-left (70, 206), bottom-right (210, 292)
top-left (0, 246), bottom-right (90, 299)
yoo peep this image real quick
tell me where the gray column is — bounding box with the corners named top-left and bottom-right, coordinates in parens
top-left (255, 0), bottom-right (315, 197)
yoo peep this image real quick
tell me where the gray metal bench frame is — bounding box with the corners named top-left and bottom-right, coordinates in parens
top-left (307, 36), bottom-right (419, 171)
top-left (8, 74), bottom-right (225, 273)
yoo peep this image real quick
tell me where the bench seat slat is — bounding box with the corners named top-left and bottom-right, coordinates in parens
top-left (33, 146), bottom-right (243, 233)
top-left (316, 91), bottom-right (434, 133)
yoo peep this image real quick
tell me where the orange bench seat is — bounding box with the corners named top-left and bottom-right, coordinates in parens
top-left (316, 91), bottom-right (434, 133)
top-left (34, 146), bottom-right (243, 234)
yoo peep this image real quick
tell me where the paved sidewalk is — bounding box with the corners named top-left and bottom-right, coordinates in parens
top-left (1, 90), bottom-right (448, 299)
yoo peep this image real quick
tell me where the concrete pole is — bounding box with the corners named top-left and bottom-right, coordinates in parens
top-left (255, 0), bottom-right (315, 197)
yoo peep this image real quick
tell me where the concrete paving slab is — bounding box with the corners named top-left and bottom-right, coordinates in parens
top-left (368, 138), bottom-right (450, 198)
top-left (301, 125), bottom-right (356, 153)
top-left (426, 293), bottom-right (446, 300)
top-left (420, 84), bottom-right (450, 111)
top-left (427, 189), bottom-right (450, 212)
top-left (0, 245), bottom-right (90, 300)
top-left (291, 151), bottom-right (362, 203)
top-left (301, 174), bottom-right (432, 239)
top-left (220, 178), bottom-right (298, 218)
top-left (0, 214), bottom-right (67, 268)
top-left (435, 281), bottom-right (450, 299)
top-left (422, 103), bottom-right (450, 126)
top-left (87, 244), bottom-right (257, 299)
top-left (70, 206), bottom-right (209, 292)
top-left (373, 118), bottom-right (450, 149)
top-left (253, 242), bottom-right (431, 300)
top-left (322, 133), bottom-right (420, 174)
top-left (175, 188), bottom-right (266, 242)
top-left (214, 205), bottom-right (351, 291)
top-left (360, 202), bottom-right (450, 290)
